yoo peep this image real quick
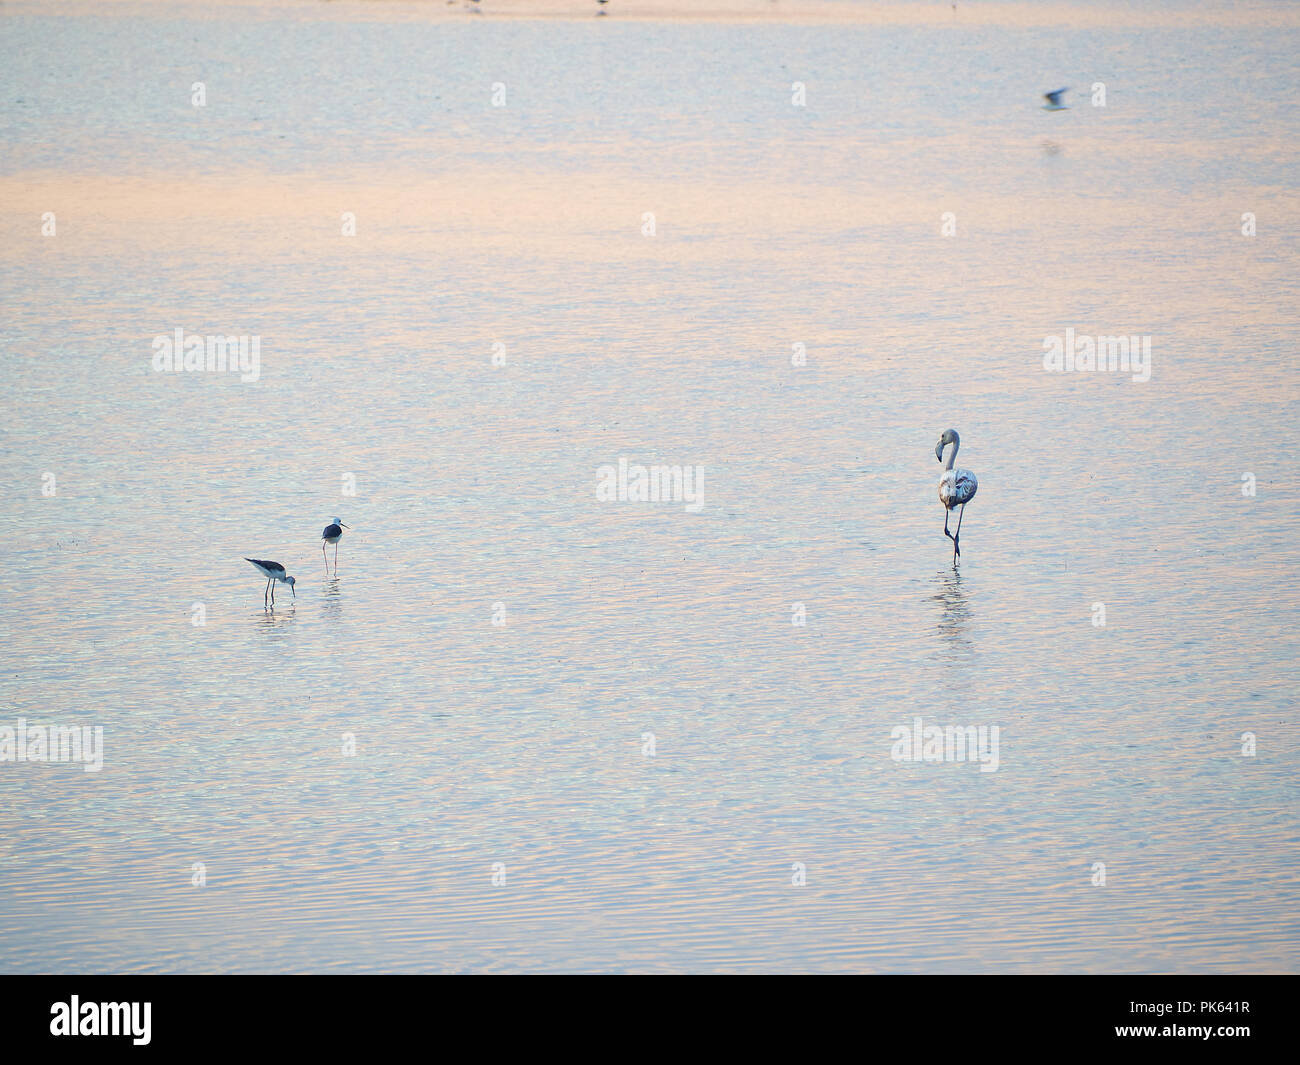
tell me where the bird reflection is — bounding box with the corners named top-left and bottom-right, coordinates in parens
top-left (255, 606), bottom-right (296, 632)
top-left (930, 567), bottom-right (972, 652)
top-left (322, 577), bottom-right (343, 620)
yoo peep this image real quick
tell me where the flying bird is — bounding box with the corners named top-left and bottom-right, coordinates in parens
top-left (246, 558), bottom-right (296, 609)
top-left (935, 429), bottom-right (978, 564)
top-left (1043, 87), bottom-right (1069, 111)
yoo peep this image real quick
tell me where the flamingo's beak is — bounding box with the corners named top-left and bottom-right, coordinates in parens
top-left (935, 441), bottom-right (944, 461)
top-left (291, 584), bottom-right (296, 599)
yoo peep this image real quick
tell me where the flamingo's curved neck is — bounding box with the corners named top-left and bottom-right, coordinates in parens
top-left (944, 434), bottom-right (960, 471)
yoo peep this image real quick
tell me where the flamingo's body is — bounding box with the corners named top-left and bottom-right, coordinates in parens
top-left (939, 467), bottom-right (977, 510)
top-left (935, 429), bottom-right (977, 563)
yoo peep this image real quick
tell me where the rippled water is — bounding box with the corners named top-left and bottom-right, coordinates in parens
top-left (1, 0), bottom-right (1298, 972)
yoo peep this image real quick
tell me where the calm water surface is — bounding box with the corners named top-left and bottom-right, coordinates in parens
top-left (0, 1), bottom-right (1298, 971)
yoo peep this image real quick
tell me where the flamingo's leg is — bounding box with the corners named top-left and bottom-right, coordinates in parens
top-left (943, 507), bottom-right (955, 543)
top-left (953, 503), bottom-right (966, 560)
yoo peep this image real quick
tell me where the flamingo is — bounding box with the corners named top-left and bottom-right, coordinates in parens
top-left (935, 429), bottom-right (978, 564)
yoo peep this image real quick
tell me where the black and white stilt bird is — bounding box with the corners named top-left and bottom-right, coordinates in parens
top-left (246, 558), bottom-right (296, 609)
top-left (321, 518), bottom-right (349, 576)
top-left (935, 429), bottom-right (978, 565)
top-left (1043, 87), bottom-right (1069, 111)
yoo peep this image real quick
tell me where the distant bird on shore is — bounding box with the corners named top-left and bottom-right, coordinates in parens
top-left (935, 429), bottom-right (978, 565)
top-left (1043, 87), bottom-right (1069, 111)
top-left (246, 558), bottom-right (296, 609)
top-left (322, 518), bottom-right (350, 576)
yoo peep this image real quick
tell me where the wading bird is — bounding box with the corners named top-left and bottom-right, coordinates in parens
top-left (936, 429), bottom-right (978, 564)
top-left (321, 518), bottom-right (350, 576)
top-left (246, 558), bottom-right (296, 609)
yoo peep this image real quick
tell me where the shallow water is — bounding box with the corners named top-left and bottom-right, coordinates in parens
top-left (1, 0), bottom-right (1298, 972)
